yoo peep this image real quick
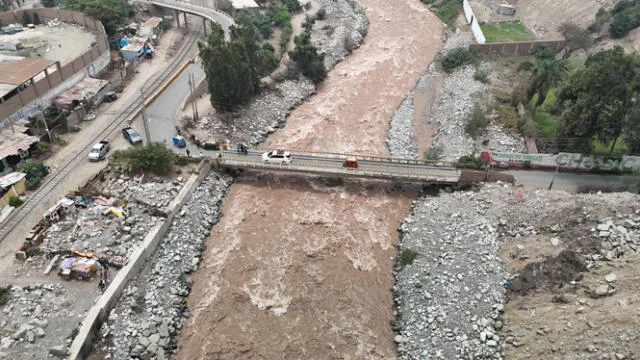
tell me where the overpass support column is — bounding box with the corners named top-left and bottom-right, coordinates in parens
top-left (175, 10), bottom-right (180, 28)
top-left (183, 12), bottom-right (188, 28)
top-left (202, 18), bottom-right (207, 35)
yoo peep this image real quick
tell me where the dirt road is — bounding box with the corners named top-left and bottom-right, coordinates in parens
top-left (176, 0), bottom-right (443, 358)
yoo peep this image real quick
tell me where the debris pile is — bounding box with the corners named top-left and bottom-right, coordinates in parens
top-left (92, 174), bottom-right (230, 359)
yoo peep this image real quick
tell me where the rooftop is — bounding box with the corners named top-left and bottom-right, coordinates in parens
top-left (141, 17), bottom-right (163, 28)
top-left (0, 130), bottom-right (39, 159)
top-left (0, 57), bottom-right (56, 85)
top-left (52, 77), bottom-right (109, 108)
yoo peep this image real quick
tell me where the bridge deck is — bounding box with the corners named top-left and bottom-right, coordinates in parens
top-left (217, 150), bottom-right (462, 183)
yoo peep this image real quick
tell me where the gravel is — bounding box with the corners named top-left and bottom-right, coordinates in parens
top-left (394, 184), bottom-right (509, 360)
top-left (93, 174), bottom-right (231, 360)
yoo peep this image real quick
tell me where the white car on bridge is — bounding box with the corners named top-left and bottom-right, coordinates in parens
top-left (262, 150), bottom-right (292, 164)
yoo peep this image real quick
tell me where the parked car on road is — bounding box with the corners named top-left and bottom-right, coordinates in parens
top-left (122, 127), bottom-right (143, 145)
top-left (262, 150), bottom-right (292, 164)
top-left (88, 141), bottom-right (110, 161)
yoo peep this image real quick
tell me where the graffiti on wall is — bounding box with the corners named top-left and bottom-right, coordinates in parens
top-left (486, 152), bottom-right (640, 172)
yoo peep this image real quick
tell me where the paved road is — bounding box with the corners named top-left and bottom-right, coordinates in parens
top-left (218, 149), bottom-right (461, 182)
top-left (131, 59), bottom-right (206, 157)
top-left (150, 0), bottom-right (235, 38)
top-left (506, 169), bottom-right (638, 193)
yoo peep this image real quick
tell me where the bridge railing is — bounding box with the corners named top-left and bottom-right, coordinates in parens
top-left (254, 146), bottom-right (458, 168)
top-left (220, 158), bottom-right (461, 181)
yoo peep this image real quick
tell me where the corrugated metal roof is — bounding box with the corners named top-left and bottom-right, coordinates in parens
top-left (0, 172), bottom-right (26, 188)
top-left (0, 58), bottom-right (56, 85)
top-left (0, 131), bottom-right (38, 159)
top-left (52, 77), bottom-right (109, 107)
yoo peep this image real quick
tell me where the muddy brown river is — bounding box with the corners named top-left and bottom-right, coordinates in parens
top-left (176, 0), bottom-right (443, 358)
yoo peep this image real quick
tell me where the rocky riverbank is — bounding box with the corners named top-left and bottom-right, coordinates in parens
top-left (92, 174), bottom-right (231, 360)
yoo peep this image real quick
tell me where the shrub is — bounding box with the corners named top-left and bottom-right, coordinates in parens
top-left (425, 144), bottom-right (443, 160)
top-left (283, 0), bottom-right (301, 13)
top-left (519, 118), bottom-right (539, 138)
top-left (315, 7), bottom-right (327, 20)
top-left (215, 0), bottom-right (235, 15)
top-left (511, 82), bottom-right (529, 107)
top-left (271, 7), bottom-right (292, 27)
top-left (498, 105), bottom-right (519, 131)
top-left (289, 31), bottom-right (327, 84)
top-left (456, 155), bottom-right (485, 169)
top-left (9, 197), bottom-right (23, 207)
top-left (398, 248), bottom-right (419, 267)
top-left (280, 23), bottom-right (293, 51)
top-left (523, 160), bottom-right (532, 169)
top-left (464, 104), bottom-right (489, 139)
top-left (473, 68), bottom-right (490, 84)
top-left (26, 178), bottom-right (41, 190)
top-left (558, 23), bottom-right (592, 50)
top-left (588, 8), bottom-right (611, 33)
top-left (441, 47), bottom-right (474, 72)
top-left (34, 141), bottom-right (49, 156)
top-left (609, 11), bottom-right (635, 38)
top-left (0, 287), bottom-right (10, 306)
top-left (113, 142), bottom-right (175, 175)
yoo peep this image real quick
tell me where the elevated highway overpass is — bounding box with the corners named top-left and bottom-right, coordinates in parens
top-left (148, 0), bottom-right (235, 38)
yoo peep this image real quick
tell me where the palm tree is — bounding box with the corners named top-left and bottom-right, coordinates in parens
top-left (518, 48), bottom-right (567, 113)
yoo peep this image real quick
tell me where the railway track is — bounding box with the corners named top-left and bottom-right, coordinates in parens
top-left (0, 28), bottom-right (203, 243)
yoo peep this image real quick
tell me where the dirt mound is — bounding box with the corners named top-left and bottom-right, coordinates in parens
top-left (509, 249), bottom-right (587, 295)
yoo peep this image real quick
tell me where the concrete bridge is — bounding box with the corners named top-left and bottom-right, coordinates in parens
top-left (216, 149), bottom-right (515, 184)
top-left (148, 0), bottom-right (235, 38)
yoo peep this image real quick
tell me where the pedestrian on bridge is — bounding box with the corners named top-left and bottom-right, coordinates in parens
top-left (186, 148), bottom-right (190, 157)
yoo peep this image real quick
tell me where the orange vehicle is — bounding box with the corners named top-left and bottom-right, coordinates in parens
top-left (343, 156), bottom-right (358, 168)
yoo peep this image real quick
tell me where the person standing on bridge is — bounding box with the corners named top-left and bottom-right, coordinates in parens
top-left (186, 148), bottom-right (190, 157)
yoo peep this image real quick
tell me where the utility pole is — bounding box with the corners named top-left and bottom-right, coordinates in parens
top-left (141, 89), bottom-right (151, 142)
top-left (188, 72), bottom-right (198, 124)
top-left (38, 105), bottom-right (53, 143)
top-left (548, 152), bottom-right (563, 190)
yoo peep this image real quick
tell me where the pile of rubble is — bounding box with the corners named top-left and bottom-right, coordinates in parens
top-left (92, 173), bottom-right (230, 359)
top-left (395, 183), bottom-right (640, 359)
top-left (394, 184), bottom-right (509, 360)
top-left (39, 174), bottom-right (184, 260)
top-left (0, 283), bottom-right (73, 359)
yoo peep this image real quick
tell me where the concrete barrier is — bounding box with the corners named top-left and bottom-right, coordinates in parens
top-left (68, 159), bottom-right (212, 360)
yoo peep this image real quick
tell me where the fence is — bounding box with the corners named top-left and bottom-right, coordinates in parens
top-left (0, 9), bottom-right (110, 125)
top-left (469, 40), bottom-right (566, 56)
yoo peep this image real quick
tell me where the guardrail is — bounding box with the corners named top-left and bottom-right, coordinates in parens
top-left (255, 146), bottom-right (458, 167)
top-left (219, 158), bottom-right (461, 183)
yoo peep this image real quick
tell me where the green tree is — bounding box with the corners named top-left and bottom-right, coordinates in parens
top-left (556, 46), bottom-right (640, 154)
top-left (289, 31), bottom-right (327, 84)
top-left (517, 47), bottom-right (567, 112)
top-left (60, 0), bottom-right (129, 35)
top-left (199, 23), bottom-right (263, 111)
top-left (283, 0), bottom-right (301, 13)
top-left (40, 0), bottom-right (55, 7)
top-left (114, 142), bottom-right (175, 174)
top-left (609, 11), bottom-right (635, 38)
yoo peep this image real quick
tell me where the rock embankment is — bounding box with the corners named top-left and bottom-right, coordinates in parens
top-left (94, 174), bottom-right (230, 360)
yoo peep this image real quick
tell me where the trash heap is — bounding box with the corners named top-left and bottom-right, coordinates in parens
top-left (16, 173), bottom-right (185, 275)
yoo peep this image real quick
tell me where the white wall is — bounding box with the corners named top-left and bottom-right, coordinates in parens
top-left (463, 0), bottom-right (486, 44)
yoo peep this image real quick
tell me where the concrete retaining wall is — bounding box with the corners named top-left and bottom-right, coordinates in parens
top-left (68, 160), bottom-right (212, 360)
top-left (463, 0), bottom-right (486, 44)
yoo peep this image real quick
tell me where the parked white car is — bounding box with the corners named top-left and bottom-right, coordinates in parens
top-left (88, 141), bottom-right (110, 161)
top-left (262, 150), bottom-right (292, 164)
